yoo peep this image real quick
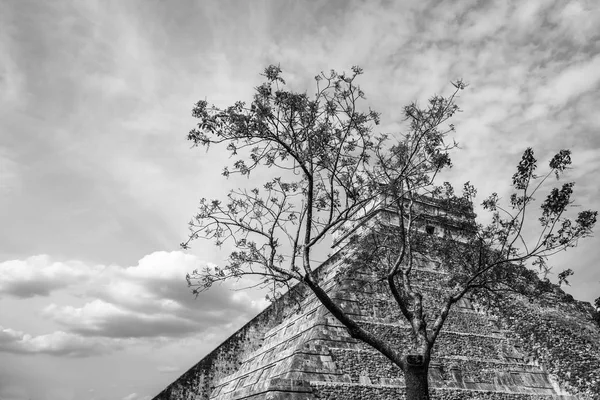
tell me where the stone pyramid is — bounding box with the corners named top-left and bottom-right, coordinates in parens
top-left (152, 257), bottom-right (599, 399)
top-left (153, 204), bottom-right (600, 400)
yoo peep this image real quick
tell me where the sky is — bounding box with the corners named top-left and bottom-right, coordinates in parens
top-left (0, 0), bottom-right (599, 399)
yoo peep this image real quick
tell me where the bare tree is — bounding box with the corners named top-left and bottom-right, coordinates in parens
top-left (183, 65), bottom-right (597, 400)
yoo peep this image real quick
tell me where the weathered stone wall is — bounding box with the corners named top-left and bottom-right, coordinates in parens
top-left (153, 247), bottom-right (598, 400)
top-left (152, 266), bottom-right (320, 400)
top-left (490, 293), bottom-right (600, 398)
top-left (311, 384), bottom-right (578, 400)
top-left (328, 348), bottom-right (551, 386)
top-left (153, 253), bottom-right (353, 400)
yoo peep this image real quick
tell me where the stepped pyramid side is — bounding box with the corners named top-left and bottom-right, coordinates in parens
top-left (153, 251), bottom-right (599, 400)
top-left (154, 200), bottom-right (600, 400)
top-left (490, 290), bottom-right (600, 397)
top-left (152, 252), bottom-right (343, 400)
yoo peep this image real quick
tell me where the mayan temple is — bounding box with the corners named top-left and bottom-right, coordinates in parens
top-left (153, 197), bottom-right (600, 400)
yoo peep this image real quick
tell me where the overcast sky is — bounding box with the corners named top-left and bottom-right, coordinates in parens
top-left (1, 1), bottom-right (599, 399)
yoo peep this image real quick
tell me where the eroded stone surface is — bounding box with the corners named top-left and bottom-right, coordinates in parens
top-left (152, 252), bottom-right (599, 400)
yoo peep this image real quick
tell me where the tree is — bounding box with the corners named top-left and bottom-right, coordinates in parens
top-left (183, 65), bottom-right (597, 400)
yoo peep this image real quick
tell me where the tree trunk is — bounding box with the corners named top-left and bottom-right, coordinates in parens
top-left (404, 354), bottom-right (430, 400)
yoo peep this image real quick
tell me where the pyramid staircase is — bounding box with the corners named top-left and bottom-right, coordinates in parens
top-left (153, 250), bottom-right (597, 400)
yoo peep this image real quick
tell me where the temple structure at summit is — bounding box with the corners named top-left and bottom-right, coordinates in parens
top-left (153, 197), bottom-right (600, 400)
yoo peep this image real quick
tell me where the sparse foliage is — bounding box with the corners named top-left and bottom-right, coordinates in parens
top-left (183, 66), bottom-right (596, 400)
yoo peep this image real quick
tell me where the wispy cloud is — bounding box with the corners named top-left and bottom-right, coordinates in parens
top-left (533, 54), bottom-right (600, 110)
top-left (0, 147), bottom-right (20, 194)
top-left (122, 393), bottom-right (150, 400)
top-left (157, 365), bottom-right (180, 374)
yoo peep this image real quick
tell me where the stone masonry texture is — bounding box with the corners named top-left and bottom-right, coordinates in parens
top-left (152, 249), bottom-right (599, 400)
top-left (152, 201), bottom-right (599, 400)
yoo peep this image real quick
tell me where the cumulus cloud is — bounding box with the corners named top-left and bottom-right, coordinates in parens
top-left (4, 251), bottom-right (267, 340)
top-left (0, 326), bottom-right (118, 357)
top-left (0, 255), bottom-right (97, 298)
top-left (0, 251), bottom-right (269, 360)
top-left (43, 299), bottom-right (202, 338)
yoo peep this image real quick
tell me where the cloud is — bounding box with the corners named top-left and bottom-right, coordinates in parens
top-left (0, 326), bottom-right (117, 357)
top-left (0, 251), bottom-right (268, 363)
top-left (0, 147), bottom-right (21, 194)
top-left (459, 2), bottom-right (509, 42)
top-left (547, 0), bottom-right (600, 46)
top-left (0, 11), bottom-right (26, 108)
top-left (157, 365), bottom-right (180, 374)
top-left (122, 393), bottom-right (148, 400)
top-left (0, 255), bottom-right (97, 298)
top-left (43, 299), bottom-right (202, 339)
top-left (2, 251), bottom-right (266, 340)
top-left (0, 251), bottom-right (269, 362)
top-left (534, 54), bottom-right (600, 109)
